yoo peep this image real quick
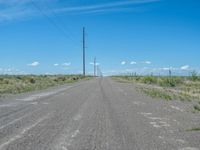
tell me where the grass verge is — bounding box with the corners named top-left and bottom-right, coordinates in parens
top-left (0, 75), bottom-right (92, 96)
top-left (140, 87), bottom-right (173, 100)
top-left (113, 76), bottom-right (200, 101)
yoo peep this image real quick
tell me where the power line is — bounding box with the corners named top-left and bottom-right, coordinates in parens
top-left (39, 1), bottom-right (80, 45)
top-left (30, 0), bottom-right (79, 46)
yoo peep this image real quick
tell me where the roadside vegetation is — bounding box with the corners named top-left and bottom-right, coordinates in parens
top-left (186, 127), bottom-right (200, 131)
top-left (193, 103), bottom-right (200, 112)
top-left (113, 71), bottom-right (200, 103)
top-left (0, 75), bottom-right (91, 96)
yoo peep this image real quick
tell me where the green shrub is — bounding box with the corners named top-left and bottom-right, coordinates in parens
top-left (194, 104), bottom-right (200, 111)
top-left (3, 79), bottom-right (10, 84)
top-left (29, 78), bottom-right (36, 84)
top-left (140, 76), bottom-right (157, 84)
top-left (135, 76), bottom-right (141, 81)
top-left (191, 71), bottom-right (199, 81)
top-left (0, 77), bottom-right (3, 82)
top-left (58, 76), bottom-right (66, 81)
top-left (158, 77), bottom-right (182, 87)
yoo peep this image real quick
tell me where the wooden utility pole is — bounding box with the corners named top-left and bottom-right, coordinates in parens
top-left (94, 57), bottom-right (96, 77)
top-left (83, 27), bottom-right (86, 76)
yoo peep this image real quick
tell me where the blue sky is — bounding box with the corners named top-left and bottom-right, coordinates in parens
top-left (0, 0), bottom-right (200, 76)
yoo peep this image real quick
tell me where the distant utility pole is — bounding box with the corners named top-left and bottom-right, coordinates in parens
top-left (169, 69), bottom-right (172, 77)
top-left (94, 57), bottom-right (96, 77)
top-left (83, 27), bottom-right (86, 76)
top-left (97, 66), bottom-right (103, 77)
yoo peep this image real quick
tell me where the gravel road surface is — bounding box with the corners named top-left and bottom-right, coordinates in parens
top-left (0, 78), bottom-right (199, 150)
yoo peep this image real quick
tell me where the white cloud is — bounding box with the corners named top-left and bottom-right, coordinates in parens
top-left (62, 62), bottom-right (71, 66)
top-left (27, 61), bottom-right (40, 67)
top-left (161, 67), bottom-right (177, 71)
top-left (162, 67), bottom-right (170, 71)
top-left (121, 61), bottom-right (126, 65)
top-left (54, 63), bottom-right (59, 66)
top-left (89, 62), bottom-right (100, 66)
top-left (125, 69), bottom-right (134, 72)
top-left (0, 67), bottom-right (27, 75)
top-left (45, 72), bottom-right (52, 75)
top-left (181, 65), bottom-right (190, 70)
top-left (130, 61), bottom-right (137, 65)
top-left (143, 61), bottom-right (152, 64)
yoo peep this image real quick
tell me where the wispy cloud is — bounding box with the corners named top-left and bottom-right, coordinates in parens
top-left (89, 62), bottom-right (100, 66)
top-left (27, 61), bottom-right (40, 67)
top-left (181, 65), bottom-right (190, 70)
top-left (121, 60), bottom-right (152, 65)
top-left (55, 0), bottom-right (160, 14)
top-left (161, 67), bottom-right (174, 71)
top-left (54, 63), bottom-right (59, 66)
top-left (142, 61), bottom-right (152, 64)
top-left (130, 61), bottom-right (137, 65)
top-left (0, 0), bottom-right (160, 21)
top-left (0, 0), bottom-right (56, 21)
top-left (62, 62), bottom-right (71, 67)
top-left (162, 67), bottom-right (170, 71)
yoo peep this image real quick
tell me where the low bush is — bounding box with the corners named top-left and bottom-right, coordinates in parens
top-left (158, 77), bottom-right (182, 87)
top-left (193, 104), bottom-right (200, 112)
top-left (190, 71), bottom-right (199, 81)
top-left (140, 76), bottom-right (157, 84)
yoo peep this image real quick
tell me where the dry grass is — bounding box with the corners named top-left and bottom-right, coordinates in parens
top-left (0, 75), bottom-right (92, 96)
top-left (113, 75), bottom-right (200, 101)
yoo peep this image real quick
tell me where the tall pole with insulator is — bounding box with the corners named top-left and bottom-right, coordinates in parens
top-left (83, 27), bottom-right (86, 76)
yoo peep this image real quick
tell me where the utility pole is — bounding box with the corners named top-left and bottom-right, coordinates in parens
top-left (94, 57), bottom-right (96, 77)
top-left (97, 66), bottom-right (102, 77)
top-left (169, 69), bottom-right (172, 77)
top-left (83, 27), bottom-right (86, 76)
top-left (97, 65), bottom-right (99, 77)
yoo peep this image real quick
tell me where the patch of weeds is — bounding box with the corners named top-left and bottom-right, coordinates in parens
top-left (140, 76), bottom-right (157, 84)
top-left (193, 104), bottom-right (200, 112)
top-left (190, 70), bottom-right (199, 81)
top-left (158, 77), bottom-right (183, 87)
top-left (114, 76), bottom-right (200, 101)
top-left (141, 88), bottom-right (173, 100)
top-left (186, 127), bottom-right (200, 131)
top-left (112, 77), bottom-right (135, 83)
top-left (178, 92), bottom-right (193, 102)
